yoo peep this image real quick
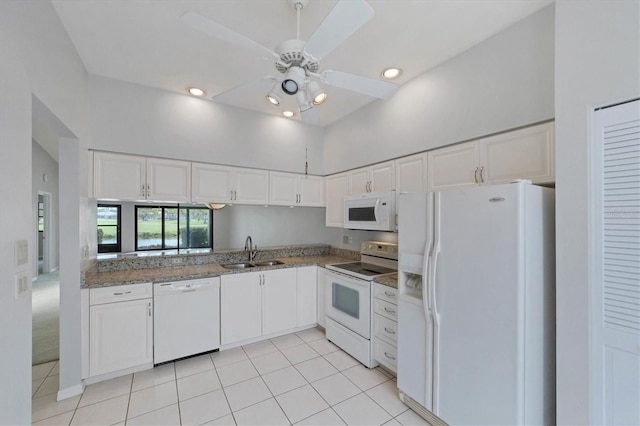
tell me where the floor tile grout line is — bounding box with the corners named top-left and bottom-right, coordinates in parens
top-left (211, 352), bottom-right (237, 425)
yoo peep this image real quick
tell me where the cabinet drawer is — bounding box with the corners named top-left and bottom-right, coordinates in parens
top-left (374, 283), bottom-right (398, 304)
top-left (374, 313), bottom-right (398, 344)
top-left (374, 337), bottom-right (397, 373)
top-left (374, 298), bottom-right (398, 321)
top-left (90, 282), bottom-right (152, 305)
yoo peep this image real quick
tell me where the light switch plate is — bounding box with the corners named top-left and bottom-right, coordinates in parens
top-left (14, 273), bottom-right (29, 299)
top-left (15, 240), bottom-right (28, 266)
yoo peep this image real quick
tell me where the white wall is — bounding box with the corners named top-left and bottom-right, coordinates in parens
top-left (32, 139), bottom-right (60, 274)
top-left (0, 42), bottom-right (34, 426)
top-left (554, 1), bottom-right (640, 424)
top-left (88, 75), bottom-right (325, 175)
top-left (0, 1), bottom-right (89, 421)
top-left (323, 5), bottom-right (555, 174)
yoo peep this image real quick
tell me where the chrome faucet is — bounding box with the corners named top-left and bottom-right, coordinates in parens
top-left (244, 235), bottom-right (257, 261)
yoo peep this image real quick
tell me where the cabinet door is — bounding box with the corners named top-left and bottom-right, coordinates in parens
top-left (93, 152), bottom-right (146, 200)
top-left (316, 267), bottom-right (326, 327)
top-left (298, 175), bottom-right (325, 207)
top-left (220, 272), bottom-right (262, 345)
top-left (296, 266), bottom-right (317, 327)
top-left (479, 122), bottom-right (555, 185)
top-left (89, 298), bottom-right (152, 377)
top-left (396, 153), bottom-right (427, 194)
top-left (262, 268), bottom-right (297, 335)
top-left (234, 168), bottom-right (269, 205)
top-left (191, 163), bottom-right (233, 203)
top-left (325, 173), bottom-right (349, 227)
top-left (349, 168), bottom-right (370, 194)
top-left (146, 158), bottom-right (191, 202)
top-left (269, 171), bottom-right (298, 206)
top-left (370, 161), bottom-right (395, 192)
top-left (427, 143), bottom-right (479, 191)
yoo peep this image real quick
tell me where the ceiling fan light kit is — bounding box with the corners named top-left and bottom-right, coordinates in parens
top-left (181, 0), bottom-right (398, 121)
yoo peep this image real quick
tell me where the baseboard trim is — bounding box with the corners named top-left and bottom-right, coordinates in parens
top-left (57, 383), bottom-right (84, 401)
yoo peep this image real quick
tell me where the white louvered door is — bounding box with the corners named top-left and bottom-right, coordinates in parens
top-left (592, 99), bottom-right (640, 425)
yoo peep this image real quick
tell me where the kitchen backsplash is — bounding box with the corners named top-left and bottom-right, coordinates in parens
top-left (93, 244), bottom-right (351, 273)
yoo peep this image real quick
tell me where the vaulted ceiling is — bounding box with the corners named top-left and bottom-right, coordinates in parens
top-left (52, 0), bottom-right (553, 127)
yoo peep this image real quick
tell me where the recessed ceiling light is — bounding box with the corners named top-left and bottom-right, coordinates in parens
top-left (187, 87), bottom-right (205, 97)
top-left (283, 111), bottom-right (295, 118)
top-left (381, 67), bottom-right (402, 80)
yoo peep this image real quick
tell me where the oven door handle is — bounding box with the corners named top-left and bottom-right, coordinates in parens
top-left (325, 268), bottom-right (371, 289)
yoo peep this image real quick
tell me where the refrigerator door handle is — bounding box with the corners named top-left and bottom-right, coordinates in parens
top-left (430, 193), bottom-right (442, 413)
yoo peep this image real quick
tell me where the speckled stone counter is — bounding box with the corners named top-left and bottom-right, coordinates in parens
top-left (374, 273), bottom-right (398, 289)
top-left (83, 253), bottom-right (355, 289)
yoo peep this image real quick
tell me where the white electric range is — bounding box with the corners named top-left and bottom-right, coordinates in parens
top-left (324, 241), bottom-right (398, 368)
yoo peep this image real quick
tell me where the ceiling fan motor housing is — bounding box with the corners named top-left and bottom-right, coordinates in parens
top-left (275, 39), bottom-right (319, 74)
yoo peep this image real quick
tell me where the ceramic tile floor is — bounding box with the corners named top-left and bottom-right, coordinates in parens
top-left (32, 327), bottom-right (429, 425)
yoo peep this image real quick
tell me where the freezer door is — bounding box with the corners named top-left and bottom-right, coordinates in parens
top-left (434, 183), bottom-right (525, 425)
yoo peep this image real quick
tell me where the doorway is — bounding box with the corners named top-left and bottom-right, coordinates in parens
top-left (37, 192), bottom-right (51, 275)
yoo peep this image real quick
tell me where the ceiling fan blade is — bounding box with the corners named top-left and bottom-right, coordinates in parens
top-left (181, 11), bottom-right (277, 61)
top-left (304, 0), bottom-right (374, 61)
top-left (212, 76), bottom-right (276, 104)
top-left (324, 70), bottom-right (397, 99)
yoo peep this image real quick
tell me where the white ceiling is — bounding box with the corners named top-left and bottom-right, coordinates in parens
top-left (52, 0), bottom-right (553, 127)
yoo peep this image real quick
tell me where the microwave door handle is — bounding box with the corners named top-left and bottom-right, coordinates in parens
top-left (374, 197), bottom-right (381, 222)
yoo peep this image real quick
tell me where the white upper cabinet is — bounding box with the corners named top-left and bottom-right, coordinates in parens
top-left (427, 122), bottom-right (555, 191)
top-left (93, 152), bottom-right (190, 202)
top-left (427, 143), bottom-right (480, 191)
top-left (191, 164), bottom-right (268, 205)
top-left (191, 163), bottom-right (234, 203)
top-left (348, 161), bottom-right (395, 194)
top-left (269, 172), bottom-right (324, 207)
top-left (93, 152), bottom-right (146, 200)
top-left (479, 122), bottom-right (555, 185)
top-left (146, 158), bottom-right (191, 202)
top-left (395, 153), bottom-right (428, 194)
top-left (325, 172), bottom-right (349, 227)
top-left (234, 168), bottom-right (269, 204)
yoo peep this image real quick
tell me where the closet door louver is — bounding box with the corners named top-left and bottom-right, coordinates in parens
top-left (593, 99), bottom-right (640, 425)
top-left (601, 114), bottom-right (640, 333)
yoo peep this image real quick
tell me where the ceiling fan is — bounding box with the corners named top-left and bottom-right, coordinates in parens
top-left (181, 0), bottom-right (398, 122)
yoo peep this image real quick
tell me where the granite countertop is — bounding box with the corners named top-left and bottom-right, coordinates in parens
top-left (373, 273), bottom-right (398, 289)
top-left (83, 254), bottom-right (352, 288)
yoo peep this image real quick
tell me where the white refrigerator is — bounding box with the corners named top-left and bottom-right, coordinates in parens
top-left (397, 182), bottom-right (556, 425)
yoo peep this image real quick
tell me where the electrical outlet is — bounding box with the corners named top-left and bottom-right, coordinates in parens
top-left (342, 235), bottom-right (353, 244)
top-left (14, 240), bottom-right (28, 266)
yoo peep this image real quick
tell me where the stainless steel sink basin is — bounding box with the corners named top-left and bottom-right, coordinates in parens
top-left (222, 262), bottom-right (256, 269)
top-left (253, 260), bottom-right (285, 267)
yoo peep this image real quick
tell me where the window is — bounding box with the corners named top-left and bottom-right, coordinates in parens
top-left (97, 204), bottom-right (121, 253)
top-left (135, 205), bottom-right (212, 251)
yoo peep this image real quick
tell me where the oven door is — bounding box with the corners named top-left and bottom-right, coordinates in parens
top-left (324, 270), bottom-right (371, 339)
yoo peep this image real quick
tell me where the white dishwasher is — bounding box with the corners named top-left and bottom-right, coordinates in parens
top-left (153, 277), bottom-right (220, 364)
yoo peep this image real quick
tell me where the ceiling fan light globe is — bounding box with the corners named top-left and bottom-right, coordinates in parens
top-left (281, 79), bottom-right (299, 95)
top-left (266, 92), bottom-right (281, 105)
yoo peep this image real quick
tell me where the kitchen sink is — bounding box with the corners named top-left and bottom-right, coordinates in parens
top-left (253, 260), bottom-right (285, 267)
top-left (222, 262), bottom-right (256, 269)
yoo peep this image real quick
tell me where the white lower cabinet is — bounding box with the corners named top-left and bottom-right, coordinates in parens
top-left (296, 266), bottom-right (317, 327)
top-left (88, 283), bottom-right (153, 378)
top-left (221, 268), bottom-right (299, 346)
top-left (373, 282), bottom-right (398, 373)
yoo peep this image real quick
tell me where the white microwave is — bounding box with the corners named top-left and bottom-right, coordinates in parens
top-left (344, 190), bottom-right (396, 231)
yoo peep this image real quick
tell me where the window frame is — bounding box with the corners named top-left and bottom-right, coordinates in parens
top-left (97, 204), bottom-right (122, 253)
top-left (134, 204), bottom-right (213, 251)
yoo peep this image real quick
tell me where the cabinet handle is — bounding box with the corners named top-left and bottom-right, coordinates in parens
top-left (147, 184), bottom-right (150, 197)
top-left (384, 327), bottom-right (396, 335)
top-left (384, 352), bottom-right (396, 360)
top-left (479, 166), bottom-right (485, 183)
top-left (113, 291), bottom-right (132, 296)
top-left (141, 184), bottom-right (145, 196)
top-left (384, 307), bottom-right (396, 314)
top-left (148, 302), bottom-right (152, 317)
top-left (384, 291), bottom-right (395, 297)
top-left (474, 167), bottom-right (479, 184)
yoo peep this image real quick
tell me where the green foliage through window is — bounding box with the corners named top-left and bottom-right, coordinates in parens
top-left (135, 205), bottom-right (212, 251)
